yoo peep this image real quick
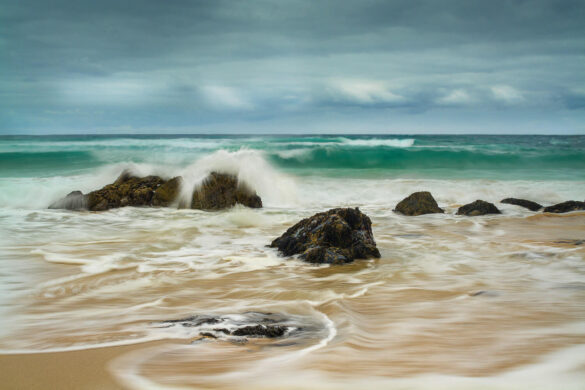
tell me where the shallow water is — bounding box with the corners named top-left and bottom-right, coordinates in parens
top-left (0, 135), bottom-right (584, 389)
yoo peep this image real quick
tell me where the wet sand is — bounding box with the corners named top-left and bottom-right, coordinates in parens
top-left (1, 194), bottom-right (584, 389)
top-left (0, 345), bottom-right (128, 390)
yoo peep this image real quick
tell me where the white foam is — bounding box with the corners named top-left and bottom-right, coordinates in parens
top-left (339, 137), bottom-right (415, 148)
top-left (225, 204), bottom-right (269, 227)
top-left (112, 343), bottom-right (585, 390)
top-left (176, 148), bottom-right (299, 208)
top-left (0, 137), bottom-right (227, 153)
top-left (274, 148), bottom-right (314, 160)
top-left (0, 148), bottom-right (302, 210)
top-left (31, 248), bottom-right (91, 265)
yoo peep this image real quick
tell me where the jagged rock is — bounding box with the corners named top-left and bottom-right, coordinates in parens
top-left (232, 325), bottom-right (287, 338)
top-left (50, 170), bottom-right (184, 211)
top-left (456, 200), bottom-right (501, 216)
top-left (50, 171), bottom-right (263, 212)
top-left (270, 207), bottom-right (380, 264)
top-left (543, 201), bottom-right (585, 213)
top-left (191, 172), bottom-right (262, 210)
top-left (152, 176), bottom-right (183, 207)
top-left (48, 190), bottom-right (88, 210)
top-left (501, 198), bottom-right (542, 211)
top-left (394, 191), bottom-right (444, 216)
top-left (87, 171), bottom-right (166, 211)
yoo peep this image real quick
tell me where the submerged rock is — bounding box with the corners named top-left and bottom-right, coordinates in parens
top-left (191, 172), bottom-right (262, 210)
top-left (156, 312), bottom-right (304, 342)
top-left (543, 201), bottom-right (585, 214)
top-left (48, 190), bottom-right (87, 210)
top-left (501, 198), bottom-right (542, 211)
top-left (270, 207), bottom-right (380, 264)
top-left (394, 191), bottom-right (444, 216)
top-left (456, 200), bottom-right (501, 216)
top-left (232, 325), bottom-right (287, 338)
top-left (553, 239), bottom-right (585, 246)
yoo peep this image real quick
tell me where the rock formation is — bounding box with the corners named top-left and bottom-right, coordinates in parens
top-left (49, 170), bottom-right (182, 211)
top-left (49, 171), bottom-right (263, 212)
top-left (152, 176), bottom-right (183, 207)
top-left (48, 190), bottom-right (87, 210)
top-left (456, 200), bottom-right (501, 216)
top-left (501, 198), bottom-right (542, 211)
top-left (191, 172), bottom-right (262, 210)
top-left (270, 207), bottom-right (380, 264)
top-left (543, 201), bottom-right (585, 213)
top-left (87, 172), bottom-right (169, 211)
top-left (394, 191), bottom-right (444, 216)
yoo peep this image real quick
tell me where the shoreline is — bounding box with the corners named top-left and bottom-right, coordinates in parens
top-left (0, 340), bottom-right (176, 390)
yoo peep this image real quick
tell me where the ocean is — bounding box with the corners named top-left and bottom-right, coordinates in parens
top-left (1, 134), bottom-right (584, 389)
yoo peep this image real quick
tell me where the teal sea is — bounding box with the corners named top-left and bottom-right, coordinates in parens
top-left (1, 134), bottom-right (585, 180)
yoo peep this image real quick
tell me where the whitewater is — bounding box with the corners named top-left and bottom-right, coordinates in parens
top-left (1, 134), bottom-right (584, 389)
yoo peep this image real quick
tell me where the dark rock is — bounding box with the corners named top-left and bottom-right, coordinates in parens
top-left (157, 312), bottom-right (327, 346)
top-left (87, 171), bottom-right (166, 211)
top-left (501, 198), bottom-right (542, 211)
top-left (470, 290), bottom-right (487, 296)
top-left (49, 171), bottom-right (183, 211)
top-left (456, 200), bottom-right (501, 216)
top-left (232, 325), bottom-right (287, 338)
top-left (270, 207), bottom-right (380, 264)
top-left (553, 239), bottom-right (585, 246)
top-left (152, 176), bottom-right (182, 207)
top-left (49, 171), bottom-right (261, 212)
top-left (469, 290), bottom-right (499, 297)
top-left (48, 190), bottom-right (88, 210)
top-left (543, 201), bottom-right (585, 214)
top-left (191, 172), bottom-right (262, 210)
top-left (394, 191), bottom-right (444, 216)
top-left (303, 246), bottom-right (351, 264)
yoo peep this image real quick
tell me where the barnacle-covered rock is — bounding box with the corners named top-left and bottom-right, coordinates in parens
top-left (270, 207), bottom-right (380, 264)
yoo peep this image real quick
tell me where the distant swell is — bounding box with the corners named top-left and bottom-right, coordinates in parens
top-left (268, 146), bottom-right (585, 173)
top-left (0, 151), bottom-right (98, 176)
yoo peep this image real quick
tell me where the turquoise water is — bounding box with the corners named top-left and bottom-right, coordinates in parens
top-left (1, 134), bottom-right (584, 180)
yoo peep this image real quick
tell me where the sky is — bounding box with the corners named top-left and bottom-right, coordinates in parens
top-left (1, 0), bottom-right (584, 134)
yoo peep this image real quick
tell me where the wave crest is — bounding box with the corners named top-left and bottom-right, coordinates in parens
top-left (339, 137), bottom-right (415, 147)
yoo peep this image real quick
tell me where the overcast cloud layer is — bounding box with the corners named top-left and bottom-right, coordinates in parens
top-left (1, 0), bottom-right (584, 134)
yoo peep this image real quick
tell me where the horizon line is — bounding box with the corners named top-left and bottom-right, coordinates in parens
top-left (1, 132), bottom-right (584, 137)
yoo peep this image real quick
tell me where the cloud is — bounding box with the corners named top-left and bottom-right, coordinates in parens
top-left (1, 0), bottom-right (584, 133)
top-left (490, 85), bottom-right (524, 104)
top-left (58, 77), bottom-right (161, 105)
top-left (201, 86), bottom-right (253, 110)
top-left (325, 79), bottom-right (405, 105)
top-left (436, 89), bottom-right (475, 106)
